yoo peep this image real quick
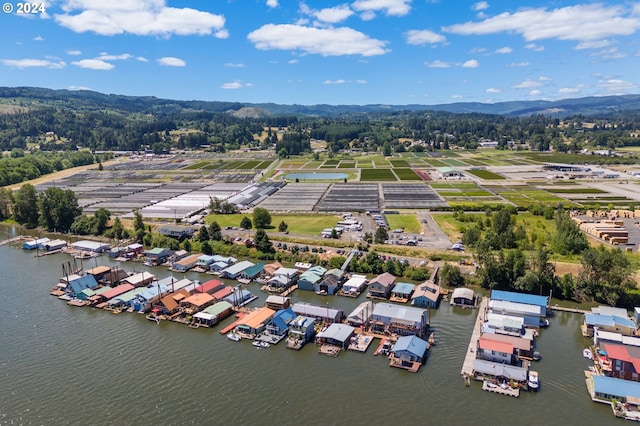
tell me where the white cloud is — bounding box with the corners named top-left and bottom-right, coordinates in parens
top-left (136, 56), bottom-right (148, 62)
top-left (221, 81), bottom-right (251, 89)
top-left (157, 57), bottom-right (186, 67)
top-left (508, 61), bottom-right (529, 67)
top-left (424, 60), bottom-right (451, 68)
top-left (538, 76), bottom-right (551, 81)
top-left (34, 36), bottom-right (45, 41)
top-left (352, 0), bottom-right (412, 17)
top-left (225, 63), bottom-right (245, 68)
top-left (0, 58), bottom-right (65, 69)
top-left (266, 0), bottom-right (278, 8)
top-left (444, 4), bottom-right (640, 42)
top-left (404, 29), bottom-right (446, 45)
top-left (356, 79), bottom-right (367, 84)
top-left (495, 46), bottom-right (512, 54)
top-left (512, 79), bottom-right (542, 89)
top-left (359, 10), bottom-right (376, 21)
top-left (576, 40), bottom-right (612, 50)
top-left (288, 59), bottom-right (299, 64)
top-left (592, 47), bottom-right (626, 60)
top-left (462, 59), bottom-right (479, 68)
top-left (72, 59), bottom-right (114, 70)
top-left (598, 78), bottom-right (636, 93)
top-left (324, 79), bottom-right (347, 84)
top-left (68, 85), bottom-right (91, 90)
top-left (66, 49), bottom-right (81, 55)
top-left (529, 90), bottom-right (542, 96)
top-left (486, 87), bottom-right (501, 93)
top-left (97, 53), bottom-right (132, 61)
top-left (247, 24), bottom-right (389, 56)
top-left (451, 94), bottom-right (463, 99)
top-left (54, 0), bottom-right (226, 37)
top-left (558, 85), bottom-right (584, 94)
top-left (525, 43), bottom-right (544, 51)
top-left (469, 47), bottom-right (487, 53)
top-left (215, 29), bottom-right (229, 39)
top-left (472, 2), bottom-right (489, 11)
top-left (314, 5), bottom-right (354, 24)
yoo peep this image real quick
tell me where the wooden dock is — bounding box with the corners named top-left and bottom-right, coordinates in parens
top-left (460, 296), bottom-right (488, 379)
top-left (482, 381), bottom-right (520, 397)
top-left (0, 235), bottom-right (26, 246)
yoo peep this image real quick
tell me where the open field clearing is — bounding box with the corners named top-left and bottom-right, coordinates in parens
top-left (385, 214), bottom-right (421, 233)
top-left (360, 168), bottom-right (397, 181)
top-left (466, 169), bottom-right (506, 180)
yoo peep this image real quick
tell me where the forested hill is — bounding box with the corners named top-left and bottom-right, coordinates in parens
top-left (2, 86), bottom-right (640, 117)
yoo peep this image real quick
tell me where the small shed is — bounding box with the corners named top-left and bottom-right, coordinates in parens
top-left (451, 287), bottom-right (476, 307)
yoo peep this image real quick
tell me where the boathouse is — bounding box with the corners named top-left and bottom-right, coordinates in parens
top-left (180, 293), bottom-right (215, 314)
top-left (192, 301), bottom-right (234, 327)
top-left (341, 275), bottom-right (368, 297)
top-left (411, 281), bottom-right (441, 308)
top-left (600, 342), bottom-right (640, 381)
top-left (370, 302), bottom-right (429, 338)
top-left (194, 279), bottom-right (224, 295)
top-left (211, 286), bottom-right (233, 302)
top-left (40, 239), bottom-right (67, 251)
top-left (367, 272), bottom-right (396, 299)
top-left (390, 335), bottom-right (429, 365)
top-left (316, 269), bottom-right (344, 295)
top-left (346, 301), bottom-right (373, 327)
top-left (157, 289), bottom-right (190, 314)
top-left (71, 240), bottom-right (110, 253)
top-left (316, 323), bottom-right (355, 349)
top-left (85, 266), bottom-right (111, 282)
top-left (22, 237), bottom-right (50, 250)
top-left (477, 337), bottom-right (516, 365)
top-left (583, 313), bottom-right (636, 337)
top-left (237, 262), bottom-right (264, 281)
top-left (123, 272), bottom-right (155, 287)
top-left (589, 375), bottom-right (640, 404)
top-left (221, 260), bottom-right (255, 279)
top-left (490, 290), bottom-right (548, 316)
top-left (390, 282), bottom-right (416, 304)
top-left (144, 247), bottom-right (173, 265)
top-left (292, 302), bottom-right (345, 324)
top-left (235, 307), bottom-right (276, 338)
top-left (286, 316), bottom-right (316, 349)
top-left (451, 287), bottom-right (476, 307)
top-left (167, 277), bottom-right (197, 293)
top-left (298, 266), bottom-right (326, 291)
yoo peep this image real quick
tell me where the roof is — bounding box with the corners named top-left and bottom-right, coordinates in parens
top-left (603, 343), bottom-right (640, 372)
top-left (411, 282), bottom-right (440, 302)
top-left (342, 275), bottom-right (368, 291)
top-left (242, 263), bottom-right (264, 277)
top-left (263, 261), bottom-right (283, 276)
top-left (146, 247), bottom-right (170, 255)
top-left (275, 267), bottom-right (299, 277)
top-left (124, 272), bottom-right (155, 286)
top-left (585, 313), bottom-right (635, 329)
top-left (595, 330), bottom-right (640, 347)
top-left (392, 282), bottom-right (415, 295)
top-left (202, 301), bottom-right (233, 317)
top-left (222, 260), bottom-right (255, 276)
top-left (486, 312), bottom-right (524, 329)
top-left (238, 307), bottom-right (276, 329)
top-left (183, 293), bottom-right (214, 307)
top-left (489, 299), bottom-right (544, 316)
top-left (300, 268), bottom-right (325, 284)
top-left (160, 289), bottom-right (190, 312)
top-left (211, 286), bottom-right (233, 301)
top-left (480, 332), bottom-right (532, 351)
top-left (265, 295), bottom-right (289, 305)
top-left (478, 337), bottom-right (514, 354)
top-left (592, 375), bottom-right (640, 398)
top-left (452, 287), bottom-right (475, 300)
top-left (371, 272), bottom-right (396, 288)
top-left (593, 306), bottom-right (629, 318)
top-left (195, 279), bottom-right (224, 294)
top-left (72, 240), bottom-right (109, 250)
top-left (473, 359), bottom-right (527, 381)
top-left (101, 283), bottom-right (135, 300)
top-left (347, 301), bottom-right (373, 324)
top-left (490, 290), bottom-right (548, 309)
top-left (372, 302), bottom-right (426, 324)
top-left (86, 266), bottom-right (111, 276)
top-left (174, 254), bottom-right (202, 266)
top-left (68, 275), bottom-right (98, 295)
top-left (392, 335), bottom-right (428, 357)
top-left (292, 302), bottom-right (343, 320)
top-left (316, 323), bottom-right (355, 342)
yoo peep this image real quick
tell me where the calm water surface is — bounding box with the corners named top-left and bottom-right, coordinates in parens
top-left (0, 226), bottom-right (616, 425)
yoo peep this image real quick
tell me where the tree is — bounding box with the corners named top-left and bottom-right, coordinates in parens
top-left (133, 210), bottom-right (145, 234)
top-left (278, 221), bottom-right (288, 233)
top-left (93, 208), bottom-right (110, 235)
top-left (254, 228), bottom-right (274, 254)
top-left (553, 210), bottom-right (588, 255)
top-left (577, 246), bottom-right (634, 306)
top-left (0, 187), bottom-right (12, 221)
top-left (197, 226), bottom-right (210, 242)
top-left (440, 263), bottom-right (465, 287)
top-left (253, 207), bottom-right (272, 229)
top-left (13, 184), bottom-right (39, 228)
top-left (111, 217), bottom-right (124, 240)
top-left (240, 216), bottom-right (252, 229)
top-left (38, 187), bottom-right (81, 233)
top-left (201, 240), bottom-right (213, 255)
top-left (278, 147), bottom-right (288, 158)
top-left (209, 221), bottom-right (222, 241)
top-left (374, 226), bottom-right (388, 244)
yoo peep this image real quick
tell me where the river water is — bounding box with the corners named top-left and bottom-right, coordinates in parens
top-left (0, 225), bottom-right (616, 425)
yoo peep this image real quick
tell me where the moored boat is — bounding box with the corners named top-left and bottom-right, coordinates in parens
top-left (227, 332), bottom-right (241, 342)
top-left (252, 340), bottom-right (270, 348)
top-left (583, 348), bottom-right (593, 360)
top-left (527, 371), bottom-right (539, 391)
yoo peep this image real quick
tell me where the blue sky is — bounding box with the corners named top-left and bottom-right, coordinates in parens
top-left (1, 0), bottom-right (640, 105)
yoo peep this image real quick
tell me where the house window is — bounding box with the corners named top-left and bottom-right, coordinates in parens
top-left (616, 360), bottom-right (622, 371)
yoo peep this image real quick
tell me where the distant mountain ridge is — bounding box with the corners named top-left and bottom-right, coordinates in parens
top-left (1, 86), bottom-right (640, 118)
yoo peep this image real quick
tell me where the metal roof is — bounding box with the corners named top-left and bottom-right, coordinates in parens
top-left (392, 283), bottom-right (416, 295)
top-left (489, 299), bottom-right (543, 316)
top-left (490, 290), bottom-right (548, 309)
top-left (372, 302), bottom-right (426, 324)
top-left (392, 335), bottom-right (428, 357)
top-left (473, 359), bottom-right (527, 381)
top-left (317, 323), bottom-right (355, 343)
top-left (592, 375), bottom-right (640, 399)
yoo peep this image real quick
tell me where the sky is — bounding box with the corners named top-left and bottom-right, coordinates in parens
top-left (1, 0), bottom-right (640, 106)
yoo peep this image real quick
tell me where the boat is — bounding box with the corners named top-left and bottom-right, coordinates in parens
top-left (315, 290), bottom-right (328, 296)
top-left (252, 340), bottom-right (271, 348)
top-left (583, 348), bottom-right (593, 360)
top-left (527, 371), bottom-right (540, 391)
top-left (532, 351), bottom-right (541, 361)
top-left (146, 314), bottom-right (160, 324)
top-left (227, 332), bottom-right (241, 342)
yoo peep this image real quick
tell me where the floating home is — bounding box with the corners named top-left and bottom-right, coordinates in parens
top-left (234, 307), bottom-right (276, 338)
top-left (346, 301), bottom-right (373, 327)
top-left (172, 253), bottom-right (202, 272)
top-left (480, 332), bottom-right (536, 361)
top-left (144, 247), bottom-right (173, 265)
top-left (490, 290), bottom-right (549, 316)
top-left (390, 283), bottom-right (415, 304)
top-left (298, 266), bottom-right (327, 292)
top-left (258, 307), bottom-right (296, 344)
top-left (389, 335), bottom-right (429, 373)
top-left (286, 316), bottom-right (316, 350)
top-left (450, 287), bottom-right (476, 307)
top-left (489, 299), bottom-right (546, 328)
top-left (194, 279), bottom-right (224, 295)
top-left (180, 293), bottom-right (215, 315)
top-left (370, 302), bottom-right (429, 338)
top-left (221, 260), bottom-right (255, 279)
top-left (598, 342), bottom-right (640, 381)
top-left (40, 239), bottom-right (67, 251)
top-left (477, 337), bottom-right (517, 365)
top-left (411, 281), bottom-right (441, 309)
top-left (583, 313), bottom-right (636, 337)
top-left (367, 272), bottom-right (396, 300)
top-left (192, 301), bottom-right (234, 327)
top-left (472, 359), bottom-right (527, 386)
top-left (92, 283), bottom-right (134, 307)
top-left (265, 295), bottom-right (290, 311)
top-left (340, 274), bottom-right (368, 297)
top-left (122, 272), bottom-right (155, 287)
top-left (292, 302), bottom-right (345, 324)
top-left (316, 323), bottom-right (356, 349)
top-left (156, 289), bottom-right (190, 315)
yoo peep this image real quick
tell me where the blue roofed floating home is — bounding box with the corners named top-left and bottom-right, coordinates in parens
top-left (370, 302), bottom-right (429, 338)
top-left (389, 335), bottom-right (429, 372)
top-left (22, 237), bottom-right (50, 250)
top-left (259, 307), bottom-right (296, 344)
top-left (66, 275), bottom-right (99, 297)
top-left (390, 282), bottom-right (415, 303)
top-left (588, 375), bottom-right (640, 404)
top-left (583, 313), bottom-right (636, 337)
top-left (286, 316), bottom-right (316, 350)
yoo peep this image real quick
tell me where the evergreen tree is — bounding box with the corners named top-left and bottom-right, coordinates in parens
top-left (209, 221), bottom-right (222, 241)
top-left (240, 216), bottom-right (252, 229)
top-left (254, 229), bottom-right (274, 254)
top-left (253, 207), bottom-right (272, 229)
top-left (13, 184), bottom-right (39, 228)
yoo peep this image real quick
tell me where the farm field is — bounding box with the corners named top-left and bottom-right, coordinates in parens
top-left (385, 214), bottom-right (421, 234)
top-left (360, 168), bottom-right (397, 181)
top-left (394, 168), bottom-right (422, 181)
top-left (466, 169), bottom-right (506, 180)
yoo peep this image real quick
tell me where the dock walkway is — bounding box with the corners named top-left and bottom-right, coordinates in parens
top-left (460, 296), bottom-right (488, 378)
top-left (0, 235), bottom-right (25, 246)
top-left (482, 381), bottom-right (520, 397)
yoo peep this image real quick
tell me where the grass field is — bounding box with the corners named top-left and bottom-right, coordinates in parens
top-left (361, 168), bottom-right (397, 181)
top-left (389, 159), bottom-right (410, 168)
top-left (544, 188), bottom-right (607, 194)
top-left (385, 214), bottom-right (421, 233)
top-left (393, 168), bottom-right (422, 180)
top-left (466, 169), bottom-right (506, 180)
top-left (237, 160), bottom-right (263, 169)
top-left (424, 159), bottom-right (447, 167)
top-left (206, 213), bottom-right (341, 235)
top-left (338, 161), bottom-right (356, 168)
